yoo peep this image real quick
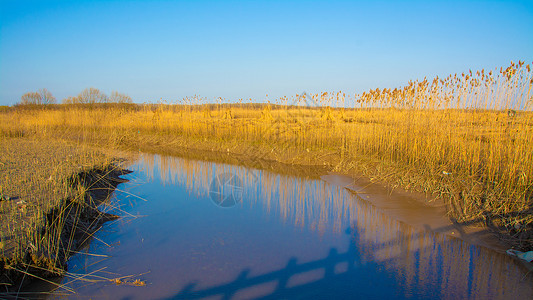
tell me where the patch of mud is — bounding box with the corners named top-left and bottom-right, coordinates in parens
top-left (321, 173), bottom-right (509, 253)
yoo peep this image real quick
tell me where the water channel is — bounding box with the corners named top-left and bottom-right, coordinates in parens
top-left (47, 153), bottom-right (533, 299)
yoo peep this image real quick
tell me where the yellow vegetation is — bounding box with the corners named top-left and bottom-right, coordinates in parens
top-left (2, 61), bottom-right (532, 246)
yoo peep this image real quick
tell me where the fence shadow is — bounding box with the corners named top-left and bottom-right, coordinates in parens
top-left (161, 221), bottom-right (533, 300)
top-left (164, 229), bottom-right (374, 300)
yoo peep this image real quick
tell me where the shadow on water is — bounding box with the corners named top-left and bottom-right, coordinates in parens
top-left (162, 225), bottom-right (532, 300)
top-left (168, 229), bottom-right (371, 300)
top-left (35, 153), bottom-right (533, 299)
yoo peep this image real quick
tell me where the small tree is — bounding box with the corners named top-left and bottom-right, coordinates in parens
top-left (38, 88), bottom-right (56, 104)
top-left (20, 92), bottom-right (40, 105)
top-left (19, 88), bottom-right (56, 105)
top-left (78, 87), bottom-right (108, 104)
top-left (109, 91), bottom-right (133, 103)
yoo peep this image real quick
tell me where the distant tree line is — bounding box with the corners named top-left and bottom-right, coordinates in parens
top-left (18, 88), bottom-right (132, 105)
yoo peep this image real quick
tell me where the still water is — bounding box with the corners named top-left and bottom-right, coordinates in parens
top-left (51, 153), bottom-right (531, 299)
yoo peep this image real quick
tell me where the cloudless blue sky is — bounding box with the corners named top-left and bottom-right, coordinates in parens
top-left (1, 0), bottom-right (532, 105)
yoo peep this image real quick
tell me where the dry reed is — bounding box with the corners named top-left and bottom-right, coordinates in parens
top-left (1, 61), bottom-right (532, 248)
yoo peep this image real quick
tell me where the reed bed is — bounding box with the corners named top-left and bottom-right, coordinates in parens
top-left (1, 61), bottom-right (532, 248)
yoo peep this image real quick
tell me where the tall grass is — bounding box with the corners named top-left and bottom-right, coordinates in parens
top-left (0, 138), bottom-right (124, 291)
top-left (2, 61), bottom-right (532, 247)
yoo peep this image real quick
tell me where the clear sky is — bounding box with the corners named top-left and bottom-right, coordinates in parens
top-left (0, 0), bottom-right (532, 105)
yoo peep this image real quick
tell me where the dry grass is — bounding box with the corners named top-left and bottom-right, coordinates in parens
top-left (1, 61), bottom-right (532, 249)
top-left (0, 139), bottom-right (112, 255)
top-left (0, 137), bottom-right (126, 292)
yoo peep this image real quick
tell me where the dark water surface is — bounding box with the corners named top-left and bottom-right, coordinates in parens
top-left (49, 154), bottom-right (531, 299)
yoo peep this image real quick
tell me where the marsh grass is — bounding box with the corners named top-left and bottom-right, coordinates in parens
top-left (0, 138), bottom-right (128, 293)
top-left (1, 62), bottom-right (532, 249)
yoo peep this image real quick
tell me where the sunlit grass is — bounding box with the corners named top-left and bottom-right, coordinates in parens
top-left (1, 61), bottom-right (532, 248)
top-left (0, 138), bottom-right (124, 291)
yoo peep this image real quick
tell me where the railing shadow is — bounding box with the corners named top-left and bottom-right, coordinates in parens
top-left (165, 229), bottom-right (369, 300)
top-left (161, 220), bottom-right (533, 300)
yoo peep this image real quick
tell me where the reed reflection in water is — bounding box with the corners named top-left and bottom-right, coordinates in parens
top-left (47, 153), bottom-right (533, 299)
top-left (125, 153), bottom-right (532, 299)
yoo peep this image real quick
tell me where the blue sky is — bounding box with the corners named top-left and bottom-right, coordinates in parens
top-left (0, 0), bottom-right (532, 105)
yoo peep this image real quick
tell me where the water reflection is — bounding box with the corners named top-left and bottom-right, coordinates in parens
top-left (137, 153), bottom-right (357, 234)
top-left (51, 153), bottom-right (532, 299)
top-left (127, 153), bottom-right (533, 299)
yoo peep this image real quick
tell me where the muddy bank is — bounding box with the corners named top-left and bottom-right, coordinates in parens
top-left (323, 174), bottom-right (503, 248)
top-left (323, 172), bottom-right (533, 273)
top-left (0, 164), bottom-right (130, 295)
